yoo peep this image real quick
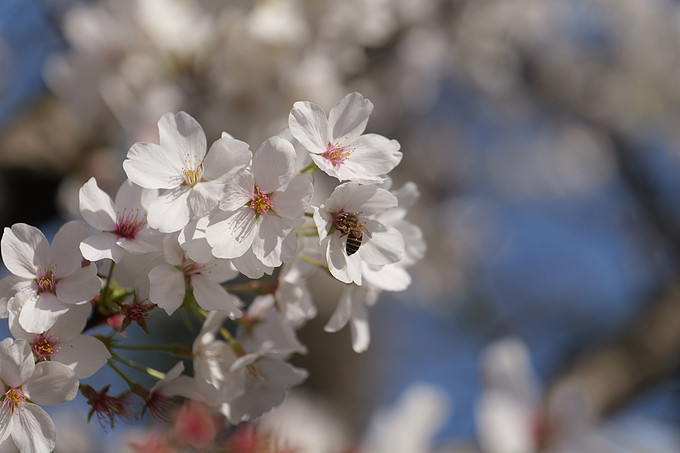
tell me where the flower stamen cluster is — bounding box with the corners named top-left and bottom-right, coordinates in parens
top-left (182, 153), bottom-right (205, 187)
top-left (31, 332), bottom-right (60, 359)
top-left (249, 186), bottom-right (274, 215)
top-left (36, 265), bottom-right (57, 293)
top-left (115, 208), bottom-right (146, 240)
top-left (2, 388), bottom-right (26, 414)
top-left (322, 138), bottom-right (353, 166)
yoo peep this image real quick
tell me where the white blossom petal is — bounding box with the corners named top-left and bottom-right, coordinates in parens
top-left (80, 233), bottom-right (122, 262)
top-left (124, 142), bottom-right (185, 189)
top-left (252, 216), bottom-right (294, 267)
top-left (23, 361), bottom-right (78, 406)
top-left (148, 264), bottom-right (186, 315)
top-left (11, 404), bottom-right (56, 453)
top-left (190, 180), bottom-right (223, 217)
top-left (219, 169), bottom-right (255, 212)
top-left (147, 186), bottom-right (193, 233)
top-left (18, 294), bottom-right (69, 334)
top-left (158, 111), bottom-right (207, 165)
top-left (252, 137), bottom-right (295, 193)
top-left (288, 101), bottom-right (330, 153)
top-left (191, 275), bottom-right (242, 318)
top-left (336, 134), bottom-right (402, 182)
top-left (202, 135), bottom-right (252, 180)
top-left (271, 175), bottom-right (313, 226)
top-left (328, 92), bottom-right (373, 141)
top-left (55, 335), bottom-right (110, 379)
top-left (55, 263), bottom-right (100, 304)
top-left (231, 250), bottom-right (274, 279)
top-left (50, 221), bottom-right (88, 278)
top-left (1, 224), bottom-right (48, 279)
top-left (358, 222), bottom-right (404, 266)
top-left (0, 338), bottom-right (33, 387)
top-left (78, 177), bottom-right (117, 232)
top-left (207, 208), bottom-right (258, 259)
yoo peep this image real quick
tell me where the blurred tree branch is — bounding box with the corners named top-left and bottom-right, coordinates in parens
top-left (514, 51), bottom-right (680, 424)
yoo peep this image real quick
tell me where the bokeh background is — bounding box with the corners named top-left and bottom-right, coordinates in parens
top-left (1, 0), bottom-right (680, 451)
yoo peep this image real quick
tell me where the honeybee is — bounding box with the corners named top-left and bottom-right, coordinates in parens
top-left (334, 212), bottom-right (371, 256)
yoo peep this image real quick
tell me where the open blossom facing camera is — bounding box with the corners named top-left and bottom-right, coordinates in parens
top-left (8, 303), bottom-right (109, 379)
top-left (206, 136), bottom-right (313, 267)
top-left (313, 182), bottom-right (404, 285)
top-left (289, 92), bottom-right (402, 183)
top-left (0, 338), bottom-right (78, 453)
top-left (79, 177), bottom-right (161, 262)
top-left (0, 221), bottom-right (101, 333)
top-left (123, 111), bottom-right (251, 233)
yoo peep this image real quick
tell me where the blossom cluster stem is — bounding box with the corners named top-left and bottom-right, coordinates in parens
top-left (110, 352), bottom-right (165, 381)
top-left (298, 162), bottom-right (317, 174)
top-left (111, 343), bottom-right (193, 359)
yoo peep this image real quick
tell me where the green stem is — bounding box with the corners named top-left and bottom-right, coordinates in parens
top-left (102, 262), bottom-right (116, 305)
top-left (107, 359), bottom-right (137, 389)
top-left (110, 352), bottom-right (165, 381)
top-left (111, 343), bottom-right (193, 358)
top-left (299, 254), bottom-right (325, 269)
top-left (298, 162), bottom-right (317, 174)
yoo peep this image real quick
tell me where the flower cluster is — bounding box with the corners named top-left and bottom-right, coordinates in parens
top-left (0, 92), bottom-right (423, 452)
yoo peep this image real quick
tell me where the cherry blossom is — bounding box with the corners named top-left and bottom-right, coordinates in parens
top-left (8, 303), bottom-right (109, 379)
top-left (324, 284), bottom-right (378, 353)
top-left (0, 338), bottom-right (78, 453)
top-left (313, 182), bottom-right (404, 285)
top-left (123, 112), bottom-right (251, 233)
top-left (206, 136), bottom-right (313, 267)
top-left (193, 312), bottom-right (307, 423)
top-left (0, 222), bottom-right (101, 333)
top-left (289, 92), bottom-right (402, 183)
top-left (148, 234), bottom-right (242, 317)
top-left (79, 177), bottom-right (161, 262)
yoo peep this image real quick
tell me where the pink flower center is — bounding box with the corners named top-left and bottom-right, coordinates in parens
top-left (115, 208), bottom-right (146, 240)
top-left (322, 138), bottom-right (352, 166)
top-left (249, 186), bottom-right (273, 215)
top-left (32, 332), bottom-right (60, 359)
top-left (181, 258), bottom-right (207, 277)
top-left (2, 388), bottom-right (26, 414)
top-left (36, 265), bottom-right (57, 293)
